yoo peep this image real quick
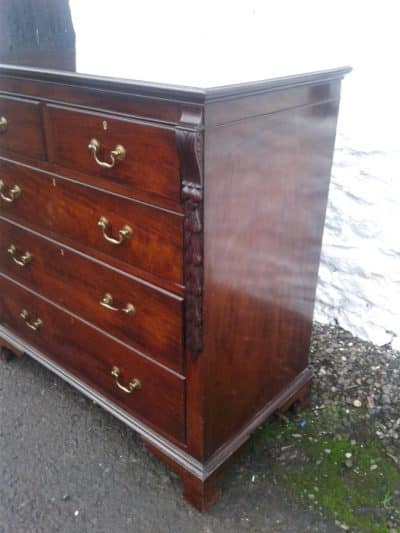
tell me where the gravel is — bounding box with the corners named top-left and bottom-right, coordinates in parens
top-left (310, 322), bottom-right (400, 449)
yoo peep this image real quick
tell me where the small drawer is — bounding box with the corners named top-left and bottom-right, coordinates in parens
top-left (0, 219), bottom-right (183, 372)
top-left (0, 274), bottom-right (186, 443)
top-left (44, 104), bottom-right (180, 205)
top-left (0, 95), bottom-right (45, 160)
top-left (0, 159), bottom-right (183, 286)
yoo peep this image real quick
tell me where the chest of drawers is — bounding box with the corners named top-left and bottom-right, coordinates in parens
top-left (0, 63), bottom-right (350, 510)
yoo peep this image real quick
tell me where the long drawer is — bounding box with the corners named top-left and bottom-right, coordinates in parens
top-left (0, 158), bottom-right (183, 286)
top-left (0, 95), bottom-right (45, 160)
top-left (44, 104), bottom-right (180, 205)
top-left (0, 274), bottom-right (186, 443)
top-left (0, 219), bottom-right (183, 372)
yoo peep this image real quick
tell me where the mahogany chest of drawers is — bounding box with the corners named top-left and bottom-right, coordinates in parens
top-left (0, 61), bottom-right (350, 510)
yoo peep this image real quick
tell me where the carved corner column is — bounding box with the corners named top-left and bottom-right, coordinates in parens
top-left (176, 109), bottom-right (204, 362)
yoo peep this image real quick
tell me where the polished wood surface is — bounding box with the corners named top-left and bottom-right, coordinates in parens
top-left (201, 99), bottom-right (340, 455)
top-left (0, 218), bottom-right (183, 372)
top-left (44, 104), bottom-right (181, 203)
top-left (204, 80), bottom-right (341, 127)
top-left (0, 59), bottom-right (349, 511)
top-left (0, 159), bottom-right (183, 286)
top-left (0, 95), bottom-right (45, 159)
top-left (0, 75), bottom-right (189, 127)
top-left (0, 273), bottom-right (186, 443)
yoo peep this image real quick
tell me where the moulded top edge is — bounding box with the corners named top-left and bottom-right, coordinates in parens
top-left (0, 64), bottom-right (352, 105)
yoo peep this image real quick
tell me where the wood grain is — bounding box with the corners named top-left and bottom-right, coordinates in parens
top-left (0, 158), bottom-right (183, 286)
top-left (0, 95), bottom-right (45, 159)
top-left (201, 97), bottom-right (340, 455)
top-left (0, 273), bottom-right (186, 443)
top-left (44, 104), bottom-right (181, 204)
top-left (0, 218), bottom-right (184, 372)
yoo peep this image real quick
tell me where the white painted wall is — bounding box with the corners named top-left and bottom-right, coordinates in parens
top-left (70, 0), bottom-right (399, 347)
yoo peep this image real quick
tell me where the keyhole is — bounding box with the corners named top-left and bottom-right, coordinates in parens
top-left (102, 120), bottom-right (108, 131)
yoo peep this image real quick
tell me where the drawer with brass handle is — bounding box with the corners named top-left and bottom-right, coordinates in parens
top-left (0, 274), bottom-right (185, 443)
top-left (7, 244), bottom-right (32, 267)
top-left (88, 138), bottom-right (126, 169)
top-left (44, 104), bottom-right (180, 207)
top-left (0, 95), bottom-right (45, 160)
top-left (97, 216), bottom-right (132, 245)
top-left (0, 179), bottom-right (21, 203)
top-left (20, 309), bottom-right (43, 331)
top-left (0, 218), bottom-right (184, 372)
top-left (0, 159), bottom-right (183, 287)
top-left (0, 116), bottom-right (7, 133)
top-left (100, 293), bottom-right (135, 315)
top-left (110, 366), bottom-right (141, 394)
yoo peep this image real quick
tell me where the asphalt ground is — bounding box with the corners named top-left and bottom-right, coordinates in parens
top-left (0, 345), bottom-right (337, 533)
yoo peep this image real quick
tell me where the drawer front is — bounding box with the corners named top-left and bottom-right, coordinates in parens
top-left (45, 104), bottom-right (180, 204)
top-left (0, 95), bottom-right (45, 160)
top-left (0, 274), bottom-right (186, 443)
top-left (0, 219), bottom-right (183, 372)
top-left (0, 159), bottom-right (183, 286)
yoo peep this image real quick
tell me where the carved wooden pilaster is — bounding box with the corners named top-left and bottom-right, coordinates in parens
top-left (177, 110), bottom-right (204, 361)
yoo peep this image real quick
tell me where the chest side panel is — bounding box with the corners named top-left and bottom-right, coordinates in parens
top-left (202, 82), bottom-right (341, 455)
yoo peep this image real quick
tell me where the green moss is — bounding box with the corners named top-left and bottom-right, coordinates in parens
top-left (253, 406), bottom-right (400, 532)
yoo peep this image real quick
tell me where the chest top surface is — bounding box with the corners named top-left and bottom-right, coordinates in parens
top-left (0, 0), bottom-right (350, 102)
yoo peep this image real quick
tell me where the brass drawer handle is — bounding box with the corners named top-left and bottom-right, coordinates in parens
top-left (8, 244), bottom-right (32, 267)
top-left (0, 179), bottom-right (21, 203)
top-left (111, 366), bottom-right (141, 394)
top-left (98, 216), bottom-right (132, 245)
top-left (100, 293), bottom-right (135, 315)
top-left (20, 309), bottom-right (43, 331)
top-left (0, 116), bottom-right (7, 133)
top-left (88, 138), bottom-right (126, 169)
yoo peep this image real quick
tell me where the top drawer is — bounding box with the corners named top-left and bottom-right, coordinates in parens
top-left (0, 95), bottom-right (45, 160)
top-left (44, 105), bottom-right (181, 205)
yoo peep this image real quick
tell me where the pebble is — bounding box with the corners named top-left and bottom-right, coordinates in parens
top-left (367, 396), bottom-right (375, 408)
top-left (310, 323), bottom-right (400, 449)
top-left (307, 324), bottom-right (400, 530)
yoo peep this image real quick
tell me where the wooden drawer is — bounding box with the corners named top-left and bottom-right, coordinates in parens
top-left (0, 219), bottom-right (183, 372)
top-left (0, 95), bottom-right (45, 160)
top-left (0, 159), bottom-right (183, 286)
top-left (44, 104), bottom-right (180, 205)
top-left (0, 274), bottom-right (186, 443)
